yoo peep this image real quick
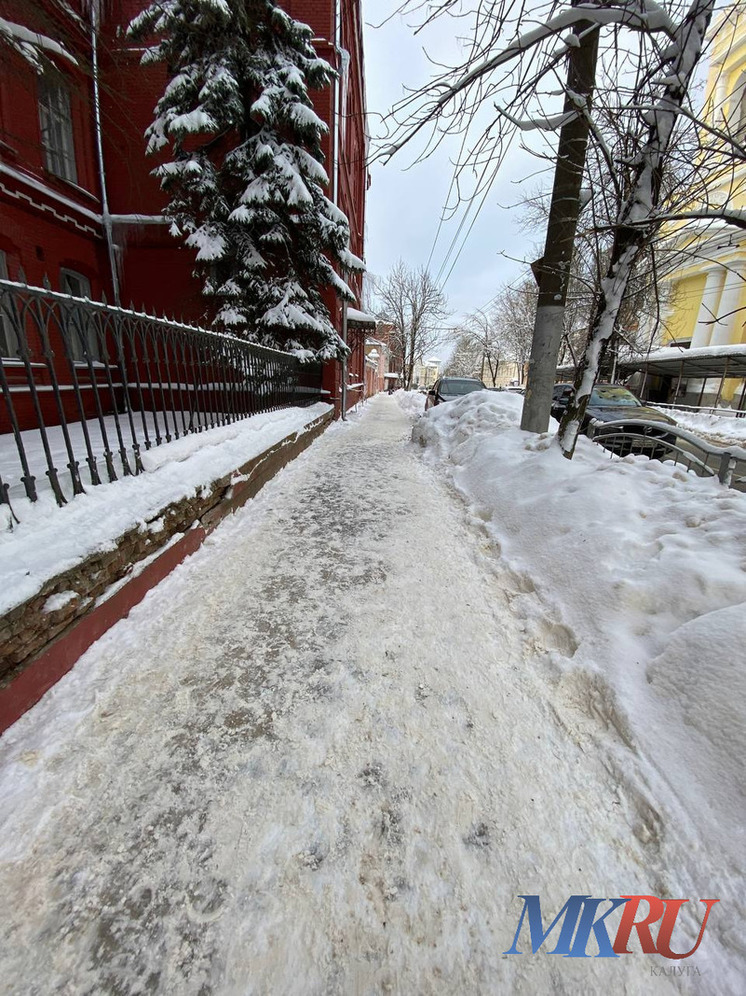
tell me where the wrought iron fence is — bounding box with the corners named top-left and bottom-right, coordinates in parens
top-left (586, 417), bottom-right (746, 489)
top-left (0, 277), bottom-right (323, 510)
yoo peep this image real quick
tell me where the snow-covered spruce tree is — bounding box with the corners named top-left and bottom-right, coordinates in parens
top-left (128, 0), bottom-right (363, 360)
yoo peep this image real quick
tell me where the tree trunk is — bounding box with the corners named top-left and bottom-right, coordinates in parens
top-left (558, 0), bottom-right (715, 458)
top-left (520, 6), bottom-right (599, 434)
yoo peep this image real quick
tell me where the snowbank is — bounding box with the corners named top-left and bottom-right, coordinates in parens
top-left (655, 407), bottom-right (746, 443)
top-left (0, 404), bottom-right (332, 617)
top-left (393, 388), bottom-right (426, 417)
top-left (413, 390), bottom-right (746, 875)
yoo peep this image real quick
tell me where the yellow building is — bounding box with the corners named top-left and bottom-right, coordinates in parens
top-left (414, 358), bottom-right (441, 389)
top-left (490, 362), bottom-right (524, 389)
top-left (661, 4), bottom-right (746, 405)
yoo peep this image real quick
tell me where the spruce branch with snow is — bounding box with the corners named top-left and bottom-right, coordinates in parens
top-left (129, 0), bottom-right (364, 360)
top-left (0, 2), bottom-right (89, 75)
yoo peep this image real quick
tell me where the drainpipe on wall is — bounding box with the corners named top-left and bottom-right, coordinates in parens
top-left (332, 0), bottom-right (341, 206)
top-left (341, 300), bottom-right (348, 420)
top-left (333, 0), bottom-right (344, 419)
top-left (90, 7), bottom-right (120, 306)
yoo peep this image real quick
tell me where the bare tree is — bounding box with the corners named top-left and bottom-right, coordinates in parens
top-left (444, 333), bottom-right (483, 378)
top-left (373, 261), bottom-right (450, 390)
top-left (375, 0), bottom-right (746, 453)
top-left (557, 0), bottom-right (722, 455)
top-left (492, 279), bottom-right (538, 384)
top-left (452, 309), bottom-right (503, 383)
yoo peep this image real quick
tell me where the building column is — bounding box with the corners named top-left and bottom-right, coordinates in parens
top-left (711, 264), bottom-right (746, 346)
top-left (691, 268), bottom-right (725, 348)
top-left (713, 65), bottom-right (728, 127)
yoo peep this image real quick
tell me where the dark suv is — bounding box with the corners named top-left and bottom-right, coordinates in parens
top-left (425, 377), bottom-right (486, 410)
top-left (551, 383), bottom-right (677, 457)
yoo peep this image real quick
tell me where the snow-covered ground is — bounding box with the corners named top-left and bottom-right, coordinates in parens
top-left (0, 403), bottom-right (331, 616)
top-left (0, 409), bottom-right (218, 506)
top-left (413, 390), bottom-right (745, 969)
top-left (654, 406), bottom-right (746, 445)
top-left (0, 395), bottom-right (742, 992)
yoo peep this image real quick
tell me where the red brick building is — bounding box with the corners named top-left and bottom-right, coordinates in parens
top-left (0, 0), bottom-right (370, 423)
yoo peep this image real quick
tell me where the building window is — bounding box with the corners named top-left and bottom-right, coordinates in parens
top-left (38, 79), bottom-right (78, 183)
top-left (0, 251), bottom-right (19, 358)
top-left (61, 269), bottom-right (100, 362)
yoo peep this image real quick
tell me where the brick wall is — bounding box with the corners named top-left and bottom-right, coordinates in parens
top-left (0, 0), bottom-right (369, 420)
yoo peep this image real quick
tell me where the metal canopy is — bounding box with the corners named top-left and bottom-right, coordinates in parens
top-left (617, 344), bottom-right (746, 379)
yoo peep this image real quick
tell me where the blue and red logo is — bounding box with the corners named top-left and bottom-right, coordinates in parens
top-left (504, 895), bottom-right (719, 959)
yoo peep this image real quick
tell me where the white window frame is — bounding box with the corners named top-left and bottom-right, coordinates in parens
top-left (38, 78), bottom-right (78, 183)
top-left (0, 251), bottom-right (19, 358)
top-left (60, 269), bottom-right (100, 362)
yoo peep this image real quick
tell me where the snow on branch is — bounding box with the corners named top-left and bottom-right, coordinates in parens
top-left (496, 106), bottom-right (578, 132)
top-left (558, 0), bottom-right (717, 457)
top-left (0, 16), bottom-right (78, 69)
top-left (382, 1), bottom-right (679, 160)
top-left (627, 207), bottom-right (746, 230)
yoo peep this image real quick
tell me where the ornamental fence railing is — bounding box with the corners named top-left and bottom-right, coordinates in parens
top-left (653, 402), bottom-right (746, 419)
top-left (586, 417), bottom-right (746, 489)
top-left (0, 277), bottom-right (322, 511)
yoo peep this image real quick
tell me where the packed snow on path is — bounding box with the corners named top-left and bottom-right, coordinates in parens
top-left (0, 395), bottom-right (737, 994)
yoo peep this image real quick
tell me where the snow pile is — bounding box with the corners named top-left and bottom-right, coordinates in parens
top-left (393, 388), bottom-right (426, 417)
top-left (414, 390), bottom-right (746, 875)
top-left (656, 407), bottom-right (746, 443)
top-left (0, 403), bottom-right (332, 617)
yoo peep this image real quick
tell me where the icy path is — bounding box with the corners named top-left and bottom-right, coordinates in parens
top-left (1, 397), bottom-right (694, 993)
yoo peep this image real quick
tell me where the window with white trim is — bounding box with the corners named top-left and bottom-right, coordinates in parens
top-left (38, 79), bottom-right (78, 183)
top-left (61, 269), bottom-right (100, 362)
top-left (0, 251), bottom-right (19, 358)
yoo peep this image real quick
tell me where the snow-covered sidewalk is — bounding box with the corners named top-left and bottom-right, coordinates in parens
top-left (0, 396), bottom-right (736, 993)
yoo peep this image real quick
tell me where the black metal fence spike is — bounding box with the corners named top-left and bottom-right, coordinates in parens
top-left (0, 275), bottom-right (323, 513)
top-left (42, 273), bottom-right (52, 290)
top-left (17, 265), bottom-right (27, 286)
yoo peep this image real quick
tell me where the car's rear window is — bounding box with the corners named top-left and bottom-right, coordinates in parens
top-left (590, 386), bottom-right (640, 407)
top-left (442, 379), bottom-right (484, 395)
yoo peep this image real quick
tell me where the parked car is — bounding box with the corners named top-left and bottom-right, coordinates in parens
top-left (425, 377), bottom-right (487, 410)
top-left (551, 383), bottom-right (677, 457)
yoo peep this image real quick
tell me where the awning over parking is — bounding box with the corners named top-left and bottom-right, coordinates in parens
top-left (617, 343), bottom-right (746, 379)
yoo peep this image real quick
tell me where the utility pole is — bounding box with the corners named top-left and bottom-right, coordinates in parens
top-left (520, 5), bottom-right (599, 434)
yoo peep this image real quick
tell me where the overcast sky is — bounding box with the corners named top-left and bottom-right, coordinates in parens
top-left (360, 1), bottom-right (716, 340)
top-left (361, 5), bottom-right (545, 328)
